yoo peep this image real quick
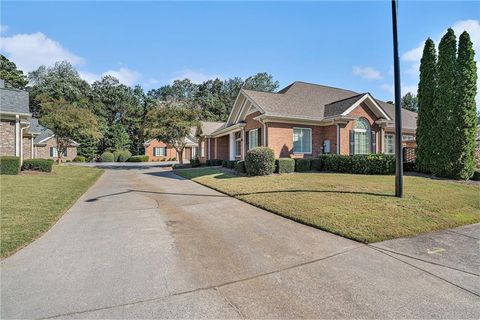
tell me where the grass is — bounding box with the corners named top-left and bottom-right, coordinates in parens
top-left (1, 165), bottom-right (103, 258)
top-left (176, 168), bottom-right (480, 243)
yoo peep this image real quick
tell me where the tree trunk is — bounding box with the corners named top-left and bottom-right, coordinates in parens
top-left (178, 150), bottom-right (183, 164)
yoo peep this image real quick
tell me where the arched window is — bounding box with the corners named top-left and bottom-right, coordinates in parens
top-left (354, 118), bottom-right (371, 154)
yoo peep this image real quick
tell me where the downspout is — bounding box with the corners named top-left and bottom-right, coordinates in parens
top-left (242, 129), bottom-right (246, 160)
top-left (15, 115), bottom-right (20, 157)
top-left (263, 122), bottom-right (267, 146)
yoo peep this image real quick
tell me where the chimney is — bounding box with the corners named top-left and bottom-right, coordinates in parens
top-left (0, 79), bottom-right (4, 88)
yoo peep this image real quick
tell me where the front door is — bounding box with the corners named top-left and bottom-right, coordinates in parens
top-left (185, 147), bottom-right (192, 161)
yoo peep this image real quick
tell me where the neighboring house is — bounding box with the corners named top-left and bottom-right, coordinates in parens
top-left (31, 118), bottom-right (79, 161)
top-left (0, 79), bottom-right (78, 162)
top-left (144, 127), bottom-right (201, 162)
top-left (195, 81), bottom-right (417, 162)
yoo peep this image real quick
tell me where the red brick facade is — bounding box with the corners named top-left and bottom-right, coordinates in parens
top-left (145, 139), bottom-right (178, 161)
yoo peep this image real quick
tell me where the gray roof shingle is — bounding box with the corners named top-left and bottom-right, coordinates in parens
top-left (0, 87), bottom-right (30, 114)
top-left (243, 81), bottom-right (417, 129)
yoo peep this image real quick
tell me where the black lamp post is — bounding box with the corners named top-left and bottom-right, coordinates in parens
top-left (391, 0), bottom-right (403, 197)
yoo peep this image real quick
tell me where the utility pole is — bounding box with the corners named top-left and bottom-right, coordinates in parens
top-left (391, 0), bottom-right (403, 197)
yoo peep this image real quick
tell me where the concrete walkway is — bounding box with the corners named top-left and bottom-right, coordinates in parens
top-left (1, 167), bottom-right (479, 319)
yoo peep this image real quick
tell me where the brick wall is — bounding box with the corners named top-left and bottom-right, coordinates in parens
top-left (145, 139), bottom-right (178, 161)
top-left (0, 120), bottom-right (16, 156)
top-left (22, 136), bottom-right (33, 159)
top-left (35, 137), bottom-right (77, 161)
top-left (266, 123), bottom-right (324, 158)
top-left (215, 135), bottom-right (229, 160)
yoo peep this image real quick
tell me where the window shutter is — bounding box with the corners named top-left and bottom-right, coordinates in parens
top-left (246, 131), bottom-right (249, 150)
top-left (153, 148), bottom-right (156, 156)
top-left (50, 147), bottom-right (53, 157)
top-left (64, 148), bottom-right (68, 157)
top-left (349, 130), bottom-right (355, 155)
top-left (371, 131), bottom-right (376, 154)
top-left (257, 127), bottom-right (262, 146)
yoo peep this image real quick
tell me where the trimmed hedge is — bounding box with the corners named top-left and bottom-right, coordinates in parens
top-left (113, 150), bottom-right (122, 162)
top-left (22, 159), bottom-right (54, 172)
top-left (222, 160), bottom-right (228, 167)
top-left (311, 158), bottom-right (323, 171)
top-left (295, 159), bottom-right (311, 172)
top-left (209, 159), bottom-right (223, 166)
top-left (100, 152), bottom-right (115, 162)
top-left (319, 154), bottom-right (395, 175)
top-left (118, 150), bottom-right (132, 162)
top-left (275, 158), bottom-right (295, 174)
top-left (471, 169), bottom-right (480, 181)
top-left (191, 157), bottom-right (201, 167)
top-left (127, 155), bottom-right (149, 162)
top-left (235, 160), bottom-right (246, 173)
top-left (0, 156), bottom-right (21, 175)
top-left (403, 162), bottom-right (415, 172)
top-left (73, 156), bottom-right (86, 162)
top-left (245, 147), bottom-right (275, 176)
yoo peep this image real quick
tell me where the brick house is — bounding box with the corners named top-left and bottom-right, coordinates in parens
top-left (144, 128), bottom-right (201, 162)
top-left (0, 79), bottom-right (78, 162)
top-left (195, 81), bottom-right (417, 162)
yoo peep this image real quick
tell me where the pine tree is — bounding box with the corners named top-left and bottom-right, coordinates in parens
top-left (450, 31), bottom-right (478, 179)
top-left (432, 28), bottom-right (457, 176)
top-left (415, 38), bottom-right (437, 173)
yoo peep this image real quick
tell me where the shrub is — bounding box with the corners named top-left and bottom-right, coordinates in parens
top-left (227, 160), bottom-right (237, 169)
top-left (118, 150), bottom-right (132, 162)
top-left (100, 152), bottom-right (115, 162)
top-left (235, 160), bottom-right (246, 174)
top-left (112, 150), bottom-right (122, 162)
top-left (403, 162), bottom-right (415, 172)
top-left (206, 159), bottom-right (212, 166)
top-left (128, 155), bottom-right (149, 162)
top-left (311, 158), bottom-right (323, 171)
top-left (73, 156), bottom-right (86, 162)
top-left (191, 157), bottom-right (201, 167)
top-left (22, 159), bottom-right (54, 172)
top-left (210, 159), bottom-right (222, 166)
top-left (245, 147), bottom-right (275, 176)
top-left (471, 169), bottom-right (480, 181)
top-left (295, 159), bottom-right (311, 172)
top-left (222, 160), bottom-right (228, 167)
top-left (319, 154), bottom-right (395, 175)
top-left (275, 158), bottom-right (295, 174)
top-left (0, 156), bottom-right (21, 175)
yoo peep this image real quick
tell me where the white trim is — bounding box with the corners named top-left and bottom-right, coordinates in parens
top-left (36, 134), bottom-right (55, 144)
top-left (225, 91), bottom-right (245, 126)
top-left (341, 93), bottom-right (391, 120)
top-left (242, 129), bottom-right (246, 160)
top-left (233, 99), bottom-right (248, 124)
top-left (208, 138), bottom-right (211, 160)
top-left (248, 128), bottom-right (259, 150)
top-left (292, 127), bottom-right (312, 154)
top-left (209, 123), bottom-right (245, 138)
top-left (263, 122), bottom-right (267, 146)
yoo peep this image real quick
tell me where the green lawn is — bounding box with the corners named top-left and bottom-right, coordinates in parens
top-left (1, 165), bottom-right (103, 258)
top-left (176, 168), bottom-right (480, 243)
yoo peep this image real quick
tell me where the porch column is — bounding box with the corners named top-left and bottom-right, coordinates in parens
top-left (229, 132), bottom-right (235, 160)
top-left (242, 129), bottom-right (246, 160)
top-left (15, 115), bottom-right (20, 156)
top-left (380, 127), bottom-right (385, 153)
top-left (31, 137), bottom-right (34, 159)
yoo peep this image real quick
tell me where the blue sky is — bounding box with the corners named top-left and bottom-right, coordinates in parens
top-left (1, 1), bottom-right (478, 105)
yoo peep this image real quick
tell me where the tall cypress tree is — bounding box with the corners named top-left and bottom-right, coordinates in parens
top-left (415, 38), bottom-right (437, 173)
top-left (450, 31), bottom-right (478, 179)
top-left (432, 28), bottom-right (457, 177)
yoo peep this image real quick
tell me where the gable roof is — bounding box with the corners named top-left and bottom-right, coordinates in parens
top-left (198, 121), bottom-right (225, 136)
top-left (28, 118), bottom-right (43, 135)
top-left (0, 86), bottom-right (30, 115)
top-left (241, 81), bottom-right (417, 129)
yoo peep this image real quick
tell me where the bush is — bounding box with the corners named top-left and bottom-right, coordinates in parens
top-left (210, 159), bottom-right (223, 166)
top-left (117, 150), bottom-right (132, 162)
top-left (206, 159), bottom-right (212, 166)
top-left (471, 169), bottom-right (480, 181)
top-left (319, 154), bottom-right (395, 175)
top-left (245, 147), bottom-right (275, 176)
top-left (275, 158), bottom-right (295, 174)
top-left (112, 150), bottom-right (122, 162)
top-left (100, 152), bottom-right (115, 162)
top-left (22, 159), bottom-right (54, 172)
top-left (191, 157), bottom-right (201, 167)
top-left (295, 159), bottom-right (311, 172)
top-left (311, 158), bottom-right (323, 171)
top-left (235, 160), bottom-right (246, 173)
top-left (222, 160), bottom-right (228, 167)
top-left (227, 160), bottom-right (237, 169)
top-left (0, 156), bottom-right (21, 175)
top-left (73, 156), bottom-right (86, 162)
top-left (127, 155), bottom-right (149, 162)
top-left (403, 162), bottom-right (415, 172)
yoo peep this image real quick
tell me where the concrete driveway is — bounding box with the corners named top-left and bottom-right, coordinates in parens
top-left (1, 166), bottom-right (479, 319)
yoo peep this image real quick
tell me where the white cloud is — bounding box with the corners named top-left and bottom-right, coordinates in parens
top-left (78, 71), bottom-right (101, 84)
top-left (171, 69), bottom-right (222, 84)
top-left (352, 66), bottom-right (381, 80)
top-left (0, 32), bottom-right (83, 72)
top-left (102, 67), bottom-right (141, 86)
top-left (380, 83), bottom-right (417, 96)
top-left (0, 25), bottom-right (8, 33)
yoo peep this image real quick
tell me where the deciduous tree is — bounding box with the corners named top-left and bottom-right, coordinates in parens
top-left (0, 55), bottom-right (28, 89)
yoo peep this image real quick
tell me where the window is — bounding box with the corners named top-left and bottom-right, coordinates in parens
top-left (249, 129), bottom-right (258, 150)
top-left (235, 132), bottom-right (242, 156)
top-left (200, 141), bottom-right (205, 157)
top-left (293, 128), bottom-right (312, 154)
top-left (402, 134), bottom-right (414, 141)
top-left (153, 147), bottom-right (166, 157)
top-left (384, 134), bottom-right (394, 154)
top-left (51, 147), bottom-right (58, 158)
top-left (192, 147), bottom-right (198, 158)
top-left (354, 118), bottom-right (371, 154)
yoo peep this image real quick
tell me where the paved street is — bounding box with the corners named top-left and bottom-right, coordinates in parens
top-left (1, 166), bottom-right (479, 319)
